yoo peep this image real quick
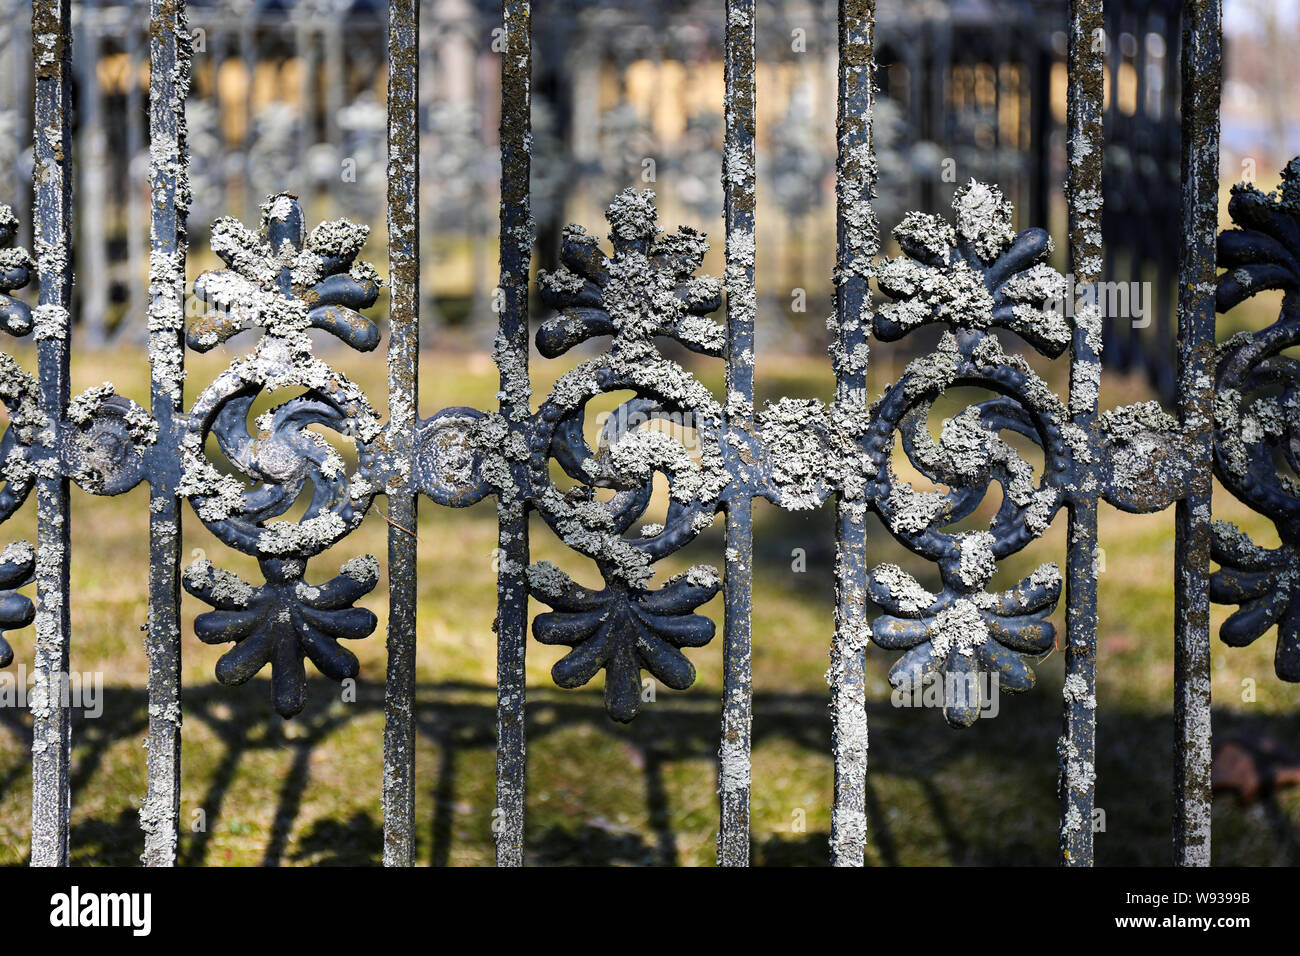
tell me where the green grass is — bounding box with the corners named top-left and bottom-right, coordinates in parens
top-left (0, 340), bottom-right (1295, 867)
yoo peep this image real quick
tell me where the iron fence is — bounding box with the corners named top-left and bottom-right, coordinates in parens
top-left (2, 0), bottom-right (1188, 384)
top-left (0, 0), bottom-right (1287, 867)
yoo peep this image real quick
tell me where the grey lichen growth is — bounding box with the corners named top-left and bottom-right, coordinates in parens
top-left (0, 204), bottom-right (35, 338)
top-left (756, 397), bottom-right (834, 511)
top-left (875, 181), bottom-right (1071, 356)
top-left (522, 190), bottom-right (745, 719)
top-left (928, 599), bottom-right (990, 661)
top-left (183, 556), bottom-right (255, 607)
top-left (339, 553), bottom-right (379, 584)
top-left (1098, 400), bottom-right (1198, 513)
top-left (859, 181), bottom-right (1082, 729)
top-left (871, 563), bottom-right (936, 615)
top-left (869, 561), bottom-right (1061, 728)
top-left (1063, 672), bottom-right (1097, 710)
top-left (955, 530), bottom-right (997, 590)
top-left (184, 554), bottom-right (379, 718)
top-left (190, 192), bottom-right (381, 355)
top-left (0, 540), bottom-right (34, 565)
top-left (536, 188), bottom-right (726, 360)
top-left (181, 193), bottom-right (382, 560)
top-left (32, 304), bottom-right (67, 342)
top-left (953, 180), bottom-right (1018, 261)
top-left (531, 190), bottom-right (730, 586)
top-left (526, 557), bottom-right (720, 722)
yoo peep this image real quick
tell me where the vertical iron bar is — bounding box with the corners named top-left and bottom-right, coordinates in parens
top-left (1061, 0), bottom-right (1104, 867)
top-left (829, 0), bottom-right (876, 868)
top-left (29, 0), bottom-right (72, 868)
top-left (324, 23), bottom-right (345, 170)
top-left (294, 17), bottom-right (313, 204)
top-left (718, 0), bottom-right (755, 869)
top-left (495, 0), bottom-right (531, 868)
top-left (0, 0), bottom-right (17, 206)
top-left (1173, 0), bottom-right (1220, 867)
top-left (141, 0), bottom-right (190, 868)
top-left (383, 0), bottom-right (420, 868)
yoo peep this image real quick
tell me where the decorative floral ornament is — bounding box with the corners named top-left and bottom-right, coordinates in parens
top-left (874, 180), bottom-right (1072, 356)
top-left (536, 188), bottom-right (725, 359)
top-left (528, 562), bottom-right (720, 722)
top-left (1216, 158), bottom-right (1300, 312)
top-left (858, 180), bottom-right (1078, 725)
top-left (181, 194), bottom-right (384, 713)
top-left (183, 555), bottom-right (379, 717)
top-left (1211, 523), bottom-right (1300, 679)
top-left (0, 542), bottom-right (35, 668)
top-left (181, 194), bottom-right (384, 559)
top-left (0, 206), bottom-right (36, 668)
top-left (188, 192), bottom-right (382, 352)
top-left (867, 561), bottom-right (1062, 727)
top-left (526, 190), bottom-right (729, 718)
top-left (0, 205), bottom-right (34, 337)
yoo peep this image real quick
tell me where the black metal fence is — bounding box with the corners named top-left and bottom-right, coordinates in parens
top-left (2, 0), bottom-right (1291, 868)
top-left (2, 0), bottom-right (1188, 384)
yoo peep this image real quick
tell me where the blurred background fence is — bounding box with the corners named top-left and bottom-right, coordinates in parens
top-left (0, 0), bottom-right (1197, 397)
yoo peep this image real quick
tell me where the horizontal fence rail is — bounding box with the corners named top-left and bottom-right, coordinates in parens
top-left (2, 0), bottom-right (1295, 867)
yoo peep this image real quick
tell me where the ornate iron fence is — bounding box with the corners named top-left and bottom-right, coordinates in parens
top-left (2, 0), bottom-right (1189, 380)
top-left (1, 0), bottom-right (1285, 868)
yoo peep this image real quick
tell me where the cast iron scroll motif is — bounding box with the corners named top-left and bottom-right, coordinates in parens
top-left (171, 194), bottom-right (497, 717)
top-left (526, 190), bottom-right (729, 721)
top-left (852, 182), bottom-right (1074, 726)
top-left (528, 184), bottom-right (1078, 726)
top-left (87, 168), bottom-right (1300, 725)
top-left (855, 179), bottom-right (1210, 726)
top-left (178, 194), bottom-right (385, 716)
top-left (1209, 159), bottom-right (1300, 679)
top-left (524, 180), bottom-right (1229, 729)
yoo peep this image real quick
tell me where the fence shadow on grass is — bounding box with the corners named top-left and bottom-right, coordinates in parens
top-left (0, 679), bottom-right (1297, 866)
